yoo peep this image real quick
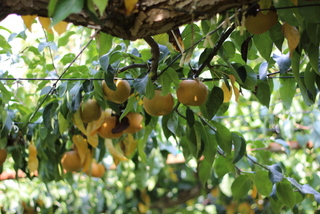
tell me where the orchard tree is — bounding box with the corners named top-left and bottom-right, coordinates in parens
top-left (0, 0), bottom-right (320, 213)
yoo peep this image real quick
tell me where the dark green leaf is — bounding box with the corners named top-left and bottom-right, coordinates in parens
top-left (307, 43), bottom-right (319, 75)
top-left (186, 108), bottom-right (195, 127)
top-left (269, 22), bottom-right (284, 51)
top-left (254, 80), bottom-right (270, 107)
top-left (292, 51), bottom-right (314, 105)
top-left (298, 0), bottom-right (320, 24)
top-left (211, 121), bottom-right (232, 154)
top-left (231, 132), bottom-right (246, 163)
top-left (43, 102), bottom-right (59, 130)
top-left (203, 86), bottom-right (223, 120)
top-left (231, 175), bottom-right (252, 200)
top-left (273, 0), bottom-right (300, 26)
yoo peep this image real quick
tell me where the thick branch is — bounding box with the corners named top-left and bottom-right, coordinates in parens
top-left (0, 0), bottom-right (256, 40)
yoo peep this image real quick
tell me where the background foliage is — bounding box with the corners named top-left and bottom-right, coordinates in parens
top-left (0, 0), bottom-right (320, 213)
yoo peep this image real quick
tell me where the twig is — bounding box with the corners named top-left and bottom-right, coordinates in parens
top-left (118, 63), bottom-right (149, 73)
top-left (195, 23), bottom-right (236, 77)
top-left (144, 36), bottom-right (159, 80)
top-left (245, 154), bottom-right (269, 171)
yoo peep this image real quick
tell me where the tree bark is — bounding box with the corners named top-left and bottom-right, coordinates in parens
top-left (0, 0), bottom-right (256, 40)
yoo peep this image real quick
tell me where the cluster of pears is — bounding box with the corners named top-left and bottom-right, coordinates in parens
top-left (79, 78), bottom-right (208, 138)
top-left (61, 149), bottom-right (106, 178)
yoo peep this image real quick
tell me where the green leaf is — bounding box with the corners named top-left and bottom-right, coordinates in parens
top-left (306, 43), bottom-right (319, 75)
top-left (48, 0), bottom-right (58, 17)
top-left (199, 127), bottom-right (217, 183)
top-left (298, 0), bottom-right (320, 24)
top-left (43, 102), bottom-right (59, 130)
top-left (254, 80), bottom-right (270, 107)
top-left (213, 155), bottom-right (233, 178)
top-left (269, 22), bottom-right (284, 51)
top-left (98, 32), bottom-right (113, 57)
top-left (218, 41), bottom-right (235, 60)
top-left (280, 74), bottom-right (296, 110)
top-left (252, 33), bottom-right (273, 62)
top-left (273, 0), bottom-right (300, 26)
top-left (58, 111), bottom-right (68, 134)
top-left (99, 54), bottom-right (109, 72)
top-left (119, 95), bottom-right (135, 121)
top-left (61, 53), bottom-right (76, 65)
top-left (301, 184), bottom-right (320, 203)
top-left (133, 72), bottom-right (149, 95)
top-left (292, 51), bottom-right (314, 105)
top-left (231, 132), bottom-right (246, 163)
top-left (211, 121), bottom-right (232, 154)
top-left (51, 0), bottom-right (85, 26)
top-left (276, 179), bottom-right (296, 209)
top-left (231, 175), bottom-right (252, 200)
top-left (255, 170), bottom-right (273, 196)
top-left (203, 86), bottom-right (223, 120)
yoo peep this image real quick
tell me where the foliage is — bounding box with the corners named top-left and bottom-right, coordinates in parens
top-left (0, 0), bottom-right (320, 213)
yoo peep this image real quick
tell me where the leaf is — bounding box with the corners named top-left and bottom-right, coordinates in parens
top-left (292, 51), bottom-right (313, 105)
top-left (268, 164), bottom-right (284, 183)
top-left (273, 53), bottom-right (291, 74)
top-left (221, 82), bottom-right (232, 103)
top-left (198, 129), bottom-right (215, 183)
top-left (124, 0), bottom-right (138, 15)
top-left (53, 21), bottom-right (68, 35)
top-left (252, 32), bottom-right (273, 61)
top-left (269, 22), bottom-right (285, 51)
top-left (273, 0), bottom-right (299, 26)
top-left (231, 132), bottom-right (246, 163)
top-left (133, 72), bottom-right (149, 95)
top-left (38, 17), bottom-right (54, 34)
top-left (254, 170), bottom-right (273, 196)
top-left (298, 0), bottom-right (320, 23)
top-left (203, 86), bottom-right (223, 120)
top-left (93, 0), bottom-right (109, 16)
top-left (231, 175), bottom-right (252, 200)
top-left (58, 111), bottom-right (68, 134)
top-left (73, 135), bottom-right (90, 165)
top-left (282, 22), bottom-right (300, 57)
top-left (259, 62), bottom-right (268, 81)
top-left (254, 80), bottom-right (270, 107)
top-left (99, 54), bottom-right (110, 72)
top-left (105, 138), bottom-right (128, 162)
top-left (307, 43), bottom-right (320, 75)
top-left (240, 36), bottom-right (253, 63)
top-left (51, 0), bottom-right (85, 26)
top-left (276, 179), bottom-right (296, 209)
top-left (211, 121), bottom-right (232, 154)
top-left (28, 143), bottom-right (38, 175)
top-left (97, 32), bottom-right (113, 57)
top-left (229, 75), bottom-right (240, 102)
top-left (213, 155), bottom-right (233, 178)
top-left (301, 184), bottom-right (320, 203)
top-left (43, 102), bottom-right (59, 130)
top-left (21, 15), bottom-right (37, 32)
top-left (73, 108), bottom-right (86, 135)
top-left (280, 75), bottom-right (296, 110)
top-left (258, 0), bottom-right (272, 14)
top-left (274, 139), bottom-right (290, 155)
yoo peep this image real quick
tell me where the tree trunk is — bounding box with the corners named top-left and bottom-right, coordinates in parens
top-left (0, 0), bottom-right (255, 40)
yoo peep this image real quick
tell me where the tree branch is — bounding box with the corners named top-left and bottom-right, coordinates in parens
top-left (144, 36), bottom-right (160, 80)
top-left (0, 0), bottom-right (256, 40)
